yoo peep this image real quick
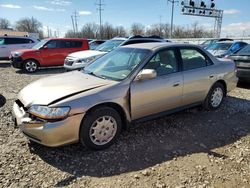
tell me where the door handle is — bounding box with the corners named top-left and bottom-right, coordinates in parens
top-left (1, 46), bottom-right (6, 48)
top-left (173, 82), bottom-right (180, 87)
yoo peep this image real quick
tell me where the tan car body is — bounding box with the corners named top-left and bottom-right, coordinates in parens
top-left (12, 43), bottom-right (237, 147)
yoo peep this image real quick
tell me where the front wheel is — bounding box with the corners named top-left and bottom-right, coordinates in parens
top-left (204, 82), bottom-right (225, 110)
top-left (23, 59), bottom-right (39, 73)
top-left (80, 107), bottom-right (122, 150)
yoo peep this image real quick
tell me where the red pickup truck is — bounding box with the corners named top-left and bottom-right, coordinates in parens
top-left (10, 38), bottom-right (89, 73)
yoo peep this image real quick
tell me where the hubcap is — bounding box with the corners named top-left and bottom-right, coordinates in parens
top-left (89, 116), bottom-right (117, 146)
top-left (25, 61), bottom-right (37, 72)
top-left (211, 87), bottom-right (223, 108)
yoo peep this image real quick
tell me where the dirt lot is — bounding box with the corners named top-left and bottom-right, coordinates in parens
top-left (0, 61), bottom-right (250, 188)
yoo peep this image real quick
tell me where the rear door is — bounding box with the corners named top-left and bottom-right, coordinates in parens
top-left (179, 47), bottom-right (215, 105)
top-left (130, 48), bottom-right (183, 120)
top-left (0, 37), bottom-right (8, 58)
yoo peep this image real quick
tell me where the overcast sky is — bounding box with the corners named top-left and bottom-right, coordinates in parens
top-left (0, 0), bottom-right (249, 37)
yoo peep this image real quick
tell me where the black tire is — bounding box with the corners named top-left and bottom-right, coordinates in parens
top-left (204, 82), bottom-right (225, 110)
top-left (80, 107), bottom-right (122, 150)
top-left (23, 59), bottom-right (39, 73)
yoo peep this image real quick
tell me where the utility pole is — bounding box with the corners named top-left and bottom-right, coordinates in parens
top-left (96, 0), bottom-right (105, 39)
top-left (167, 0), bottom-right (179, 39)
top-left (71, 15), bottom-right (75, 34)
top-left (74, 10), bottom-right (79, 33)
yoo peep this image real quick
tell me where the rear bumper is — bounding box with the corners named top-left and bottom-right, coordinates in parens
top-left (12, 102), bottom-right (85, 147)
top-left (10, 56), bottom-right (23, 69)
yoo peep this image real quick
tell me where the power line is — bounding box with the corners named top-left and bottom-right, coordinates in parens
top-left (96, 0), bottom-right (105, 39)
top-left (167, 0), bottom-right (179, 39)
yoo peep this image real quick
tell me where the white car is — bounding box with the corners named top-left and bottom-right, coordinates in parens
top-left (0, 36), bottom-right (39, 60)
top-left (64, 36), bottom-right (167, 71)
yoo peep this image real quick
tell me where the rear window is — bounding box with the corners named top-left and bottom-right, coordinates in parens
top-left (58, 40), bottom-right (82, 48)
top-left (207, 42), bottom-right (232, 51)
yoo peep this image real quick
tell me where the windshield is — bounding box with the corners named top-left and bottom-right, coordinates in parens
top-left (32, 39), bottom-right (49, 49)
top-left (202, 39), bottom-right (215, 46)
top-left (95, 39), bottom-right (125, 52)
top-left (207, 42), bottom-right (233, 51)
top-left (237, 45), bottom-right (250, 55)
top-left (84, 47), bottom-right (150, 81)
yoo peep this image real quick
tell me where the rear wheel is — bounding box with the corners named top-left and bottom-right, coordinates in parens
top-left (80, 107), bottom-right (122, 150)
top-left (204, 82), bottom-right (225, 110)
top-left (23, 59), bottom-right (39, 73)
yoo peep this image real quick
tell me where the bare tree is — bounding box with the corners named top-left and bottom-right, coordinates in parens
top-left (114, 26), bottom-right (127, 37)
top-left (81, 23), bottom-right (99, 39)
top-left (130, 23), bottom-right (145, 36)
top-left (0, 18), bottom-right (11, 29)
top-left (65, 22), bottom-right (213, 39)
top-left (16, 17), bottom-right (42, 33)
top-left (15, 17), bottom-right (43, 38)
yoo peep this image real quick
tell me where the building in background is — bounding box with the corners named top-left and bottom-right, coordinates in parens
top-left (0, 30), bottom-right (39, 39)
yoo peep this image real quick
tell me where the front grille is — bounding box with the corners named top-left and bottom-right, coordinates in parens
top-left (65, 58), bottom-right (74, 66)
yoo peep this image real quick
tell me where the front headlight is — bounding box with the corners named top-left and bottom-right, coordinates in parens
top-left (28, 105), bottom-right (70, 120)
top-left (12, 51), bottom-right (23, 57)
top-left (77, 57), bottom-right (96, 64)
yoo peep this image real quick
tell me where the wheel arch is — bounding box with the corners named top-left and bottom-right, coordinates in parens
top-left (82, 102), bottom-right (129, 130)
top-left (23, 58), bottom-right (40, 66)
top-left (214, 79), bottom-right (227, 95)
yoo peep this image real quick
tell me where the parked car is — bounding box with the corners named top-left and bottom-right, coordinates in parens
top-left (10, 38), bottom-right (89, 72)
top-left (89, 40), bottom-right (106, 50)
top-left (201, 38), bottom-right (233, 49)
top-left (207, 41), bottom-right (248, 58)
top-left (12, 43), bottom-right (237, 150)
top-left (64, 35), bottom-right (166, 71)
top-left (0, 36), bottom-right (39, 60)
top-left (228, 44), bottom-right (250, 82)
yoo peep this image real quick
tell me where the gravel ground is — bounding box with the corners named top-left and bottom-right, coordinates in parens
top-left (0, 61), bottom-right (250, 188)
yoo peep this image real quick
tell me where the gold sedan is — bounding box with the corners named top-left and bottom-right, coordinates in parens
top-left (12, 43), bottom-right (237, 150)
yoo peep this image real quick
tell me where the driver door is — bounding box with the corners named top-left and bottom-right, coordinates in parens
top-left (130, 48), bottom-right (183, 120)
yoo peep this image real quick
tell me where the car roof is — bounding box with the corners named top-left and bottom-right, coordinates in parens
top-left (121, 42), bottom-right (199, 50)
top-left (216, 41), bottom-right (234, 44)
top-left (44, 38), bottom-right (87, 41)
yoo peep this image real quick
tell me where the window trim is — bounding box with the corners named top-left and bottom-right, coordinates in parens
top-left (177, 46), bottom-right (214, 72)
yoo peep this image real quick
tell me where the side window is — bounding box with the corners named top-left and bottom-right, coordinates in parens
top-left (5, 38), bottom-right (18, 44)
top-left (144, 49), bottom-right (178, 76)
top-left (58, 41), bottom-right (82, 48)
top-left (180, 49), bottom-right (209, 71)
top-left (72, 41), bottom-right (82, 48)
top-left (0, 38), bottom-right (4, 45)
top-left (46, 40), bottom-right (58, 49)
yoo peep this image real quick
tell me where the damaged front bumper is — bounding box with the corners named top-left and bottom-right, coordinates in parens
top-left (12, 101), bottom-right (85, 147)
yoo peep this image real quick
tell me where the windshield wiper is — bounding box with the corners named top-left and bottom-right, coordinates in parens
top-left (87, 72), bottom-right (107, 80)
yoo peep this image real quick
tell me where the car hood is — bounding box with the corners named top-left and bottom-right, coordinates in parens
top-left (12, 49), bottom-right (38, 54)
top-left (207, 50), bottom-right (227, 56)
top-left (18, 71), bottom-right (114, 107)
top-left (67, 50), bottom-right (107, 59)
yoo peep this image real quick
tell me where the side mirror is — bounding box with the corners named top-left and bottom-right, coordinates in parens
top-left (43, 45), bottom-right (48, 49)
top-left (135, 69), bottom-right (157, 81)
